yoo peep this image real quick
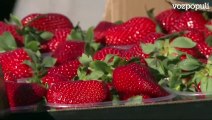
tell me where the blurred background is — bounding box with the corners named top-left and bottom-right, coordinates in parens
top-left (0, 0), bottom-right (211, 29)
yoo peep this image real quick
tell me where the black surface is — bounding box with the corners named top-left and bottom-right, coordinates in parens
top-left (0, 0), bottom-right (16, 21)
top-left (2, 100), bottom-right (212, 120)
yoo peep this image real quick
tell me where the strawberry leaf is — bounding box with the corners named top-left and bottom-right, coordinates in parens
top-left (112, 95), bottom-right (121, 106)
top-left (85, 27), bottom-right (94, 42)
top-left (146, 8), bottom-right (155, 20)
top-left (77, 67), bottom-right (87, 80)
top-left (10, 14), bottom-right (22, 27)
top-left (104, 54), bottom-right (116, 63)
top-left (171, 37), bottom-right (196, 48)
top-left (141, 43), bottom-right (155, 54)
top-left (89, 61), bottom-right (111, 74)
top-left (206, 25), bottom-right (212, 31)
top-left (68, 29), bottom-right (83, 40)
top-left (39, 32), bottom-right (54, 40)
top-left (206, 35), bottom-right (212, 47)
top-left (86, 71), bottom-right (104, 80)
top-left (23, 60), bottom-right (36, 70)
top-left (0, 32), bottom-right (17, 52)
top-left (114, 20), bottom-right (123, 25)
top-left (125, 96), bottom-right (143, 105)
top-left (25, 41), bottom-right (40, 52)
top-left (200, 77), bottom-right (212, 93)
top-left (79, 54), bottom-right (93, 66)
top-left (178, 58), bottom-right (201, 71)
top-left (42, 56), bottom-right (56, 68)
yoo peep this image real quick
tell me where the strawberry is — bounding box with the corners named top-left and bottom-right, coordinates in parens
top-left (40, 28), bottom-right (72, 52)
top-left (122, 43), bottom-right (149, 60)
top-left (4, 72), bottom-right (17, 82)
top-left (47, 60), bottom-right (80, 79)
top-left (0, 22), bottom-right (23, 45)
top-left (21, 13), bottom-right (73, 32)
top-left (6, 82), bottom-right (46, 107)
top-left (94, 21), bottom-right (117, 43)
top-left (52, 41), bottom-right (85, 64)
top-left (46, 80), bottom-right (110, 104)
top-left (109, 33), bottom-right (163, 61)
top-left (0, 48), bottom-right (33, 80)
top-left (156, 9), bottom-right (181, 33)
top-left (171, 11), bottom-right (207, 33)
top-left (113, 63), bottom-right (169, 98)
top-left (142, 32), bottom-right (164, 44)
top-left (93, 47), bottom-right (124, 61)
top-left (41, 74), bottom-right (70, 86)
top-left (105, 17), bottom-right (156, 45)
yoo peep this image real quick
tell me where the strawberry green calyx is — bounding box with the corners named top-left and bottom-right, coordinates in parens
top-left (0, 32), bottom-right (17, 52)
top-left (68, 26), bottom-right (101, 56)
top-left (23, 49), bottom-right (56, 84)
top-left (146, 8), bottom-right (163, 33)
top-left (191, 60), bottom-right (212, 93)
top-left (76, 53), bottom-right (137, 83)
top-left (9, 14), bottom-right (54, 52)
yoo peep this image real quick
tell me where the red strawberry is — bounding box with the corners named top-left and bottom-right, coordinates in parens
top-left (0, 22), bottom-right (23, 45)
top-left (94, 21), bottom-right (117, 43)
top-left (171, 11), bottom-right (207, 33)
top-left (41, 28), bottom-right (72, 52)
top-left (113, 63), bottom-right (169, 98)
top-left (179, 29), bottom-right (209, 58)
top-left (156, 9), bottom-right (181, 33)
top-left (21, 13), bottom-right (73, 32)
top-left (4, 72), bottom-right (17, 82)
top-left (142, 32), bottom-right (164, 44)
top-left (6, 82), bottom-right (46, 107)
top-left (122, 43), bottom-right (149, 60)
top-left (46, 80), bottom-right (110, 104)
top-left (53, 41), bottom-right (85, 64)
top-left (41, 74), bottom-right (70, 86)
top-left (0, 48), bottom-right (33, 80)
top-left (107, 33), bottom-right (163, 61)
top-left (105, 17), bottom-right (156, 45)
top-left (93, 47), bottom-right (124, 61)
top-left (47, 60), bottom-right (80, 79)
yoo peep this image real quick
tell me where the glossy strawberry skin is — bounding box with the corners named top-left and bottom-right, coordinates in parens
top-left (41, 74), bottom-right (70, 86)
top-left (47, 60), bottom-right (80, 80)
top-left (0, 48), bottom-right (33, 80)
top-left (41, 28), bottom-right (72, 52)
top-left (6, 82), bottom-right (47, 107)
top-left (46, 80), bottom-right (110, 104)
top-left (182, 29), bottom-right (210, 59)
top-left (122, 43), bottom-right (149, 60)
top-left (93, 47), bottom-right (124, 61)
top-left (0, 22), bottom-right (23, 45)
top-left (53, 41), bottom-right (85, 64)
top-left (21, 13), bottom-right (73, 32)
top-left (105, 17), bottom-right (156, 45)
top-left (142, 32), bottom-right (164, 44)
top-left (122, 32), bottom-right (162, 63)
top-left (113, 63), bottom-right (169, 98)
top-left (156, 9), bottom-right (181, 33)
top-left (94, 21), bottom-right (117, 43)
top-left (171, 11), bottom-right (207, 33)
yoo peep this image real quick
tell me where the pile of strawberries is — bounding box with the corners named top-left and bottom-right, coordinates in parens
top-left (0, 9), bottom-right (211, 109)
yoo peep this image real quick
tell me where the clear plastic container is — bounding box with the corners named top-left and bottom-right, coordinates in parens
top-left (46, 93), bottom-right (176, 110)
top-left (164, 87), bottom-right (212, 100)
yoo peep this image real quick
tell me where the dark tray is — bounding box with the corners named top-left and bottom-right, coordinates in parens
top-left (1, 99), bottom-right (212, 120)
